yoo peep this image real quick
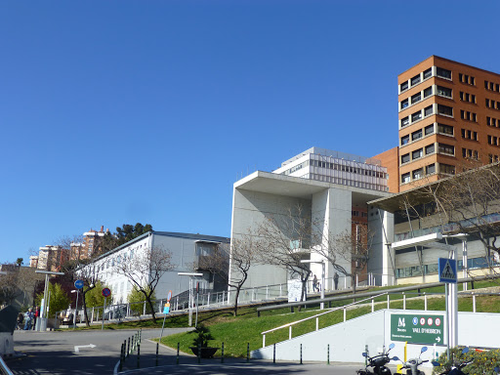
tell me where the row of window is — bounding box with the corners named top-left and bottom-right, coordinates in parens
top-left (490, 154), bottom-right (500, 163)
top-left (486, 98), bottom-right (500, 110)
top-left (401, 163), bottom-right (436, 184)
top-left (459, 91), bottom-right (476, 103)
top-left (400, 104), bottom-right (453, 128)
top-left (459, 73), bottom-right (476, 86)
top-left (395, 256), bottom-right (497, 279)
top-left (485, 80), bottom-right (500, 93)
top-left (488, 135), bottom-right (500, 147)
top-left (487, 116), bottom-right (500, 127)
top-left (401, 144), bottom-right (436, 164)
top-left (307, 173), bottom-right (388, 192)
top-left (308, 159), bottom-right (385, 178)
top-left (399, 85), bottom-right (451, 111)
top-left (462, 148), bottom-right (479, 160)
top-left (400, 123), bottom-right (454, 146)
top-left (461, 128), bottom-right (478, 141)
top-left (400, 66), bottom-right (451, 93)
top-left (460, 110), bottom-right (477, 122)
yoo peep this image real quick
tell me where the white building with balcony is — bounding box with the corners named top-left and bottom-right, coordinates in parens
top-left (230, 148), bottom-right (391, 298)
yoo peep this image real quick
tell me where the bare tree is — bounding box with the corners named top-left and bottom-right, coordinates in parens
top-left (73, 260), bottom-right (100, 327)
top-left (0, 264), bottom-right (41, 309)
top-left (116, 246), bottom-right (173, 323)
top-left (256, 205), bottom-right (313, 302)
top-left (398, 162), bottom-right (500, 277)
top-left (199, 235), bottom-right (259, 316)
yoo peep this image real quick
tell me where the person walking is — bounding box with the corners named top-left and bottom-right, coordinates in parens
top-left (334, 272), bottom-right (339, 290)
top-left (32, 306), bottom-right (40, 330)
top-left (313, 274), bottom-right (319, 292)
top-left (24, 308), bottom-right (34, 330)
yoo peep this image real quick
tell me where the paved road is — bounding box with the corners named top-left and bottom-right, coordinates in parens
top-left (5, 328), bottom-right (366, 375)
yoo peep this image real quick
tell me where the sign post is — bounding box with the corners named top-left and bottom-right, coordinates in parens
top-left (101, 287), bottom-right (111, 331)
top-left (439, 257), bottom-right (457, 359)
top-left (390, 313), bottom-right (444, 345)
top-left (159, 290), bottom-right (173, 342)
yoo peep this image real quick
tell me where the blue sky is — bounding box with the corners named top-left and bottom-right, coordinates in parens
top-left (1, 1), bottom-right (500, 264)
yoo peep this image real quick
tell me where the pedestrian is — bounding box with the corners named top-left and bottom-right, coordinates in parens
top-left (16, 312), bottom-right (24, 330)
top-left (334, 272), bottom-right (339, 290)
top-left (24, 308), bottom-right (34, 330)
top-left (33, 306), bottom-right (40, 330)
top-left (313, 274), bottom-right (318, 292)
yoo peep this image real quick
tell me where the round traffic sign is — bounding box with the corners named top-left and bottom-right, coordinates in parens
top-left (74, 279), bottom-right (84, 289)
top-left (102, 287), bottom-right (111, 297)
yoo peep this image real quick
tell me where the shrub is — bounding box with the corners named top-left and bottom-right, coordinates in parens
top-left (432, 346), bottom-right (500, 374)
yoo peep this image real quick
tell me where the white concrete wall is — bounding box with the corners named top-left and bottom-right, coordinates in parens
top-left (252, 309), bottom-right (500, 365)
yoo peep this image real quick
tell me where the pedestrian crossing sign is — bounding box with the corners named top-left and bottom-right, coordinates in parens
top-left (439, 258), bottom-right (457, 283)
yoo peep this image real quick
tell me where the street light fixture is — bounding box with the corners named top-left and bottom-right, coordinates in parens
top-left (178, 272), bottom-right (203, 326)
top-left (301, 260), bottom-right (326, 310)
top-left (35, 270), bottom-right (65, 331)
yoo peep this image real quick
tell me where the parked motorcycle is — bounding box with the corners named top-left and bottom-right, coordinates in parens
top-left (357, 343), bottom-right (395, 375)
top-left (432, 347), bottom-right (473, 375)
top-left (392, 346), bottom-right (428, 375)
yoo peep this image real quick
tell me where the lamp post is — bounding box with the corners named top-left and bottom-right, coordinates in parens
top-left (301, 260), bottom-right (326, 310)
top-left (35, 270), bottom-right (64, 331)
top-left (178, 272), bottom-right (203, 326)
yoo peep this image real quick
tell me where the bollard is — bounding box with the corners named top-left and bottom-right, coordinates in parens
top-left (137, 343), bottom-right (140, 369)
top-left (247, 343), bottom-right (250, 363)
top-left (119, 343), bottom-right (124, 372)
top-left (300, 344), bottom-right (303, 364)
top-left (197, 343), bottom-right (201, 364)
top-left (127, 337), bottom-right (131, 357)
top-left (139, 329), bottom-right (142, 343)
top-left (221, 342), bottom-right (224, 363)
top-left (327, 344), bottom-right (330, 365)
top-left (273, 343), bottom-right (276, 364)
top-left (156, 342), bottom-right (159, 367)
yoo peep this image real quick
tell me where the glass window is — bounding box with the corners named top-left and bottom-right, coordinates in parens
top-left (411, 93), bottom-right (422, 104)
top-left (412, 149), bottom-right (423, 160)
top-left (400, 81), bottom-right (409, 92)
top-left (412, 168), bottom-right (423, 180)
top-left (423, 86), bottom-right (433, 98)
top-left (438, 143), bottom-right (455, 155)
top-left (401, 172), bottom-right (411, 183)
top-left (412, 129), bottom-right (423, 141)
top-left (401, 153), bottom-right (410, 164)
top-left (426, 163), bottom-right (436, 174)
top-left (438, 104), bottom-right (453, 117)
top-left (436, 67), bottom-right (452, 79)
top-left (437, 123), bottom-right (454, 135)
top-left (423, 68), bottom-right (432, 79)
top-left (424, 105), bottom-right (433, 116)
top-left (412, 111), bottom-right (422, 122)
top-left (440, 163), bottom-right (455, 174)
top-left (401, 116), bottom-right (409, 127)
top-left (400, 99), bottom-right (409, 110)
top-left (424, 124), bottom-right (434, 135)
top-left (437, 86), bottom-right (452, 98)
top-left (411, 74), bottom-right (421, 86)
top-left (401, 135), bottom-right (410, 145)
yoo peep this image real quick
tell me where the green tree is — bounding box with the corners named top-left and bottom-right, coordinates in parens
top-left (36, 283), bottom-right (70, 317)
top-left (127, 285), bottom-right (156, 315)
top-left (115, 223), bottom-right (153, 246)
top-left (84, 281), bottom-right (107, 308)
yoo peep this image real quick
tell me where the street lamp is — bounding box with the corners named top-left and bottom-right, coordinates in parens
top-left (301, 260), bottom-right (326, 310)
top-left (178, 272), bottom-right (203, 326)
top-left (35, 270), bottom-right (65, 331)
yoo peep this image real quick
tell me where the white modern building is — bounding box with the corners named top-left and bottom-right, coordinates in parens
top-left (86, 231), bottom-right (230, 304)
top-left (230, 148), bottom-right (391, 297)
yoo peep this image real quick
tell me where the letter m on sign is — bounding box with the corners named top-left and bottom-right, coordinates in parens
top-left (398, 318), bottom-right (405, 327)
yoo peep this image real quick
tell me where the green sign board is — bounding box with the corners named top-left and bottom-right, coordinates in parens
top-left (390, 313), bottom-right (444, 345)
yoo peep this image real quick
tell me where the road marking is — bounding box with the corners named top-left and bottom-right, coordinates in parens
top-left (74, 344), bottom-right (96, 353)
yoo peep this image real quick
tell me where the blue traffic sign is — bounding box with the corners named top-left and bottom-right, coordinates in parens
top-left (439, 258), bottom-right (457, 283)
top-left (74, 279), bottom-right (84, 289)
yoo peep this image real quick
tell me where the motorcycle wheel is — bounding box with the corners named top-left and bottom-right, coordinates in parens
top-left (379, 367), bottom-right (392, 375)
